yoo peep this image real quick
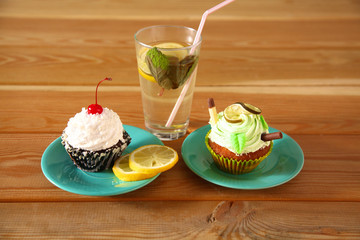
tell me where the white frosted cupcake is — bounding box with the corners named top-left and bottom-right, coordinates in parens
top-left (61, 107), bottom-right (131, 172)
top-left (61, 77), bottom-right (131, 172)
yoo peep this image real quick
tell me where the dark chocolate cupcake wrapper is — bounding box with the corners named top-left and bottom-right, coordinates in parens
top-left (61, 131), bottom-right (131, 172)
top-left (205, 131), bottom-right (273, 174)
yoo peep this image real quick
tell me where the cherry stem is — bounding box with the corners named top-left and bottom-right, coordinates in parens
top-left (95, 77), bottom-right (112, 104)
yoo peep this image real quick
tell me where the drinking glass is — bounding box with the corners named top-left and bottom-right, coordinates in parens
top-left (134, 25), bottom-right (202, 140)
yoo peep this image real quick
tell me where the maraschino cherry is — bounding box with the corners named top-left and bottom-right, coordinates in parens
top-left (87, 77), bottom-right (112, 114)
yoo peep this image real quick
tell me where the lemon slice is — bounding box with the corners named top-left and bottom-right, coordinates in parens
top-left (154, 42), bottom-right (184, 49)
top-left (137, 48), bottom-right (156, 82)
top-left (137, 42), bottom-right (188, 83)
top-left (224, 104), bottom-right (246, 123)
top-left (112, 154), bottom-right (158, 182)
top-left (137, 47), bottom-right (152, 75)
top-left (129, 145), bottom-right (178, 174)
top-left (138, 67), bottom-right (156, 83)
top-left (154, 42), bottom-right (187, 60)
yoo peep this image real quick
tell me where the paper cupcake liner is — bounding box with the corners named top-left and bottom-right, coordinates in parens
top-left (205, 131), bottom-right (273, 174)
top-left (61, 131), bottom-right (131, 172)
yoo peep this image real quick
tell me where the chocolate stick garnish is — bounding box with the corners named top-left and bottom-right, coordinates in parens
top-left (261, 132), bottom-right (283, 141)
top-left (208, 98), bottom-right (218, 125)
top-left (208, 98), bottom-right (215, 108)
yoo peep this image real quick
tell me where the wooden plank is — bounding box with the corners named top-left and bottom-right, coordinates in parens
top-left (2, 18), bottom-right (360, 49)
top-left (0, 90), bottom-right (359, 135)
top-left (1, 201), bottom-right (360, 239)
top-left (1, 84), bottom-right (360, 96)
top-left (2, 47), bottom-right (360, 87)
top-left (1, 0), bottom-right (360, 20)
top-left (0, 133), bottom-right (359, 202)
top-left (1, 18), bottom-right (360, 86)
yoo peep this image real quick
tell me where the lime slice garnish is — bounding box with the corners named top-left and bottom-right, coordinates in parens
top-left (224, 104), bottom-right (246, 123)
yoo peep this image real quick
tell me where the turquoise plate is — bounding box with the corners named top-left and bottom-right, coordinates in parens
top-left (182, 125), bottom-right (304, 189)
top-left (41, 125), bottom-right (163, 196)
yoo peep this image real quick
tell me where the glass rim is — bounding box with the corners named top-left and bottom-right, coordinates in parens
top-left (134, 25), bottom-right (202, 51)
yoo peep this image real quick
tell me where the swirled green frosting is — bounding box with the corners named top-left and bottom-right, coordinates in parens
top-left (209, 111), bottom-right (270, 155)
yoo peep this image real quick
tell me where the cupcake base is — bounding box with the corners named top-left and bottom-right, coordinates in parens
top-left (205, 131), bottom-right (273, 174)
top-left (61, 131), bottom-right (131, 172)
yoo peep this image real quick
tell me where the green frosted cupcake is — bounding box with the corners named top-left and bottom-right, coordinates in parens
top-left (206, 101), bottom-right (281, 174)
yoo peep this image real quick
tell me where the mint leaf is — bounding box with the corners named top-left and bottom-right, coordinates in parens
top-left (145, 47), bottom-right (171, 89)
top-left (145, 47), bottom-right (199, 90)
top-left (230, 133), bottom-right (246, 154)
top-left (146, 47), bottom-right (169, 69)
top-left (166, 56), bottom-right (181, 89)
top-left (166, 55), bottom-right (198, 89)
top-left (177, 55), bottom-right (198, 87)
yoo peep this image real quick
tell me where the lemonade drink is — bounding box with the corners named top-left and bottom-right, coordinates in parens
top-left (134, 26), bottom-right (201, 140)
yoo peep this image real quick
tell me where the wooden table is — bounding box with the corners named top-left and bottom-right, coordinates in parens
top-left (1, 0), bottom-right (360, 239)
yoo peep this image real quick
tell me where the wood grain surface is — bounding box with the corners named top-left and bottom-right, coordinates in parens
top-left (1, 132), bottom-right (360, 202)
top-left (1, 18), bottom-right (360, 86)
top-left (1, 0), bottom-right (360, 239)
top-left (1, 201), bottom-right (360, 239)
top-left (0, 90), bottom-right (359, 134)
top-left (2, 0), bottom-right (360, 20)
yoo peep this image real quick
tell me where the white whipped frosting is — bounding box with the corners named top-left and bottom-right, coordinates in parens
top-left (209, 111), bottom-right (270, 154)
top-left (63, 107), bottom-right (124, 151)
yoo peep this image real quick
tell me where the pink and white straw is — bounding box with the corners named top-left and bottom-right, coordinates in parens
top-left (165, 0), bottom-right (235, 127)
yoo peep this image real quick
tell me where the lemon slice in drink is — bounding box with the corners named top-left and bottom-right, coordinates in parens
top-left (129, 145), bottom-right (178, 174)
top-left (224, 103), bottom-right (247, 123)
top-left (137, 47), bottom-right (155, 82)
top-left (154, 42), bottom-right (187, 60)
top-left (137, 47), bottom-right (152, 74)
top-left (138, 67), bottom-right (156, 83)
top-left (112, 154), bottom-right (158, 182)
top-left (137, 42), bottom-right (187, 83)
top-left (154, 42), bottom-right (184, 49)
